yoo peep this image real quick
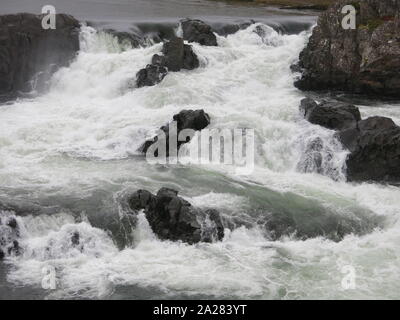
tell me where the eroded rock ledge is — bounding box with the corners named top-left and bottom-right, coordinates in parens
top-left (295, 0), bottom-right (400, 98)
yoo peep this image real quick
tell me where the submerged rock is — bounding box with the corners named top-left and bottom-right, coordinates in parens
top-left (102, 29), bottom-right (144, 48)
top-left (139, 109), bottom-right (210, 156)
top-left (338, 116), bottom-right (400, 182)
top-left (128, 188), bottom-right (224, 244)
top-left (180, 19), bottom-right (218, 46)
top-left (0, 13), bottom-right (80, 99)
top-left (300, 98), bottom-right (361, 130)
top-left (294, 0), bottom-right (400, 98)
top-left (264, 208), bottom-right (383, 242)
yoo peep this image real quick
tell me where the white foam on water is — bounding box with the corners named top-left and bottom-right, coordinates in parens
top-left (1, 24), bottom-right (400, 299)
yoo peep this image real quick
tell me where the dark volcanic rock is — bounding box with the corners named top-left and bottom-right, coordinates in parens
top-left (136, 64), bottom-right (168, 88)
top-left (136, 37), bottom-right (199, 87)
top-left (295, 0), bottom-right (400, 98)
top-left (128, 188), bottom-right (224, 244)
top-left (180, 19), bottom-right (218, 46)
top-left (0, 13), bottom-right (80, 99)
top-left (139, 109), bottom-right (210, 156)
top-left (300, 98), bottom-right (361, 130)
top-left (338, 116), bottom-right (400, 182)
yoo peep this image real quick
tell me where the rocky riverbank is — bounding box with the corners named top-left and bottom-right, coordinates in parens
top-left (294, 0), bottom-right (400, 98)
top-left (0, 14), bottom-right (80, 100)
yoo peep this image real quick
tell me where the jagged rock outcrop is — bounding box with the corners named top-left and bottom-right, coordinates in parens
top-left (295, 0), bottom-right (400, 97)
top-left (139, 109), bottom-right (210, 156)
top-left (180, 19), bottom-right (218, 46)
top-left (0, 214), bottom-right (21, 260)
top-left (300, 98), bottom-right (400, 183)
top-left (128, 188), bottom-right (224, 244)
top-left (0, 13), bottom-right (80, 100)
top-left (136, 37), bottom-right (199, 87)
top-left (300, 98), bottom-right (361, 130)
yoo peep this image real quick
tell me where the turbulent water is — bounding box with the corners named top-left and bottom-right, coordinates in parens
top-left (1, 2), bottom-right (400, 300)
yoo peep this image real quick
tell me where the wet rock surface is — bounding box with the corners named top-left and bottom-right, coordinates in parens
top-left (0, 13), bottom-right (80, 100)
top-left (180, 19), bottom-right (218, 46)
top-left (295, 0), bottom-right (400, 98)
top-left (338, 116), bottom-right (400, 182)
top-left (136, 37), bottom-right (199, 87)
top-left (136, 64), bottom-right (168, 88)
top-left (128, 188), bottom-right (224, 244)
top-left (300, 98), bottom-right (400, 183)
top-left (300, 98), bottom-right (362, 130)
top-left (139, 109), bottom-right (210, 156)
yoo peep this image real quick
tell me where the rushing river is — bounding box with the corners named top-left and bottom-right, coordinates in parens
top-left (1, 0), bottom-right (400, 300)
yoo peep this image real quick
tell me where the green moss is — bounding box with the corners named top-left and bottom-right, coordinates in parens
top-left (360, 18), bottom-right (384, 31)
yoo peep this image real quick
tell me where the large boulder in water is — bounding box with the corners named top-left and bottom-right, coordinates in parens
top-left (338, 116), bottom-right (400, 182)
top-left (136, 64), bottom-right (168, 88)
top-left (139, 109), bottom-right (210, 156)
top-left (180, 19), bottom-right (218, 46)
top-left (160, 37), bottom-right (199, 71)
top-left (300, 98), bottom-right (361, 130)
top-left (136, 37), bottom-right (199, 87)
top-left (0, 13), bottom-right (80, 100)
top-left (128, 188), bottom-right (224, 244)
top-left (294, 0), bottom-right (400, 98)
top-left (300, 98), bottom-right (400, 183)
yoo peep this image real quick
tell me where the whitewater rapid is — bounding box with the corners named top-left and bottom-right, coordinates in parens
top-left (1, 23), bottom-right (400, 299)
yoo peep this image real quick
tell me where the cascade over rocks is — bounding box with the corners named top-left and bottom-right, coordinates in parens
top-left (0, 13), bottom-right (80, 100)
top-left (136, 37), bottom-right (199, 87)
top-left (180, 19), bottom-right (218, 46)
top-left (102, 29), bottom-right (145, 49)
top-left (294, 0), bottom-right (400, 98)
top-left (139, 109), bottom-right (210, 156)
top-left (128, 188), bottom-right (224, 244)
top-left (300, 98), bottom-right (400, 183)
